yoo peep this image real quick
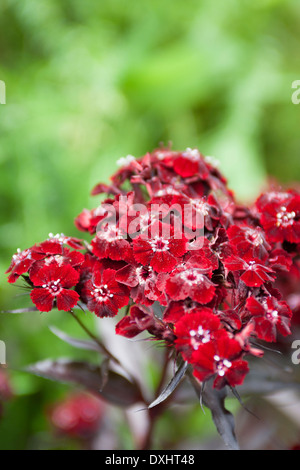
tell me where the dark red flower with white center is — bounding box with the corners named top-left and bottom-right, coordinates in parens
top-left (91, 224), bottom-right (133, 262)
top-left (191, 331), bottom-right (249, 389)
top-left (80, 268), bottom-right (129, 318)
top-left (30, 264), bottom-right (80, 312)
top-left (28, 247), bottom-right (85, 280)
top-left (5, 247), bottom-right (44, 283)
top-left (115, 263), bottom-right (160, 306)
top-left (119, 206), bottom-right (159, 240)
top-left (223, 254), bottom-right (275, 287)
top-left (256, 191), bottom-right (300, 244)
top-left (227, 224), bottom-right (271, 260)
top-left (35, 233), bottom-right (85, 253)
top-left (174, 309), bottom-right (221, 360)
top-left (171, 193), bottom-right (221, 233)
top-left (165, 264), bottom-right (216, 304)
top-left (6, 233), bottom-right (85, 284)
top-left (245, 296), bottom-right (293, 342)
top-left (132, 222), bottom-right (188, 273)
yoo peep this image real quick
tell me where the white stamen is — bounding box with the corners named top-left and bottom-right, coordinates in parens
top-left (116, 155), bottom-right (136, 167)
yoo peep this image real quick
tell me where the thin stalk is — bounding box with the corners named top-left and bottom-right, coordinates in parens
top-left (69, 309), bottom-right (121, 366)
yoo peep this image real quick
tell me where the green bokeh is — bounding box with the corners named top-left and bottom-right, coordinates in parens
top-left (0, 0), bottom-right (300, 449)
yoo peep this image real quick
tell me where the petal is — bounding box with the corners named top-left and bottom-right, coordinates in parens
top-left (150, 251), bottom-right (177, 273)
top-left (30, 288), bottom-right (54, 312)
top-left (58, 265), bottom-right (80, 288)
top-left (56, 289), bottom-right (80, 311)
top-left (115, 264), bottom-right (138, 287)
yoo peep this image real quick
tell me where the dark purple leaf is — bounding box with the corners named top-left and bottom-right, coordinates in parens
top-left (26, 359), bottom-right (142, 407)
top-left (189, 373), bottom-right (240, 450)
top-left (148, 361), bottom-right (188, 409)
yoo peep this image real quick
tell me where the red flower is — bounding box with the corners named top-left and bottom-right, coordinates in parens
top-left (115, 263), bottom-right (160, 306)
top-left (173, 148), bottom-right (209, 179)
top-left (227, 224), bottom-right (271, 260)
top-left (191, 331), bottom-right (249, 389)
top-left (246, 296), bottom-right (292, 342)
top-left (165, 264), bottom-right (216, 304)
top-left (223, 254), bottom-right (275, 287)
top-left (115, 306), bottom-right (154, 338)
top-left (75, 206), bottom-right (108, 234)
top-left (115, 305), bottom-right (174, 341)
top-left (6, 147), bottom-right (299, 394)
top-left (163, 300), bottom-right (202, 323)
top-left (6, 234), bottom-right (85, 284)
top-left (174, 309), bottom-right (221, 360)
top-left (256, 191), bottom-right (300, 244)
top-left (5, 247), bottom-right (44, 283)
top-left (172, 193), bottom-right (221, 232)
top-left (132, 222), bottom-right (188, 273)
top-left (35, 233), bottom-right (84, 253)
top-left (80, 267), bottom-right (129, 318)
top-left (30, 264), bottom-right (80, 312)
top-left (91, 224), bottom-right (132, 262)
top-left (50, 392), bottom-right (104, 438)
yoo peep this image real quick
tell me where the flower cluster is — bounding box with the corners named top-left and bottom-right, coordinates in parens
top-left (7, 148), bottom-right (300, 390)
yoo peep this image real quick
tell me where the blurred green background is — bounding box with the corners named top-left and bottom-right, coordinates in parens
top-left (0, 0), bottom-right (300, 449)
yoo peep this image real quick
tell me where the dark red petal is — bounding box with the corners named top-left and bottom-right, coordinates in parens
top-left (132, 239), bottom-right (153, 265)
top-left (30, 288), bottom-right (54, 312)
top-left (56, 289), bottom-right (80, 311)
top-left (150, 251), bottom-right (177, 273)
top-left (214, 360), bottom-right (249, 389)
top-left (246, 297), bottom-right (265, 316)
top-left (115, 264), bottom-right (138, 287)
top-left (252, 317), bottom-right (277, 342)
top-left (37, 240), bottom-right (63, 255)
top-left (115, 316), bottom-right (142, 338)
top-left (190, 280), bottom-right (216, 304)
top-left (241, 270), bottom-right (265, 287)
top-left (168, 238), bottom-right (188, 258)
top-left (58, 265), bottom-right (80, 288)
top-left (173, 156), bottom-right (199, 177)
top-left (223, 256), bottom-right (246, 272)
